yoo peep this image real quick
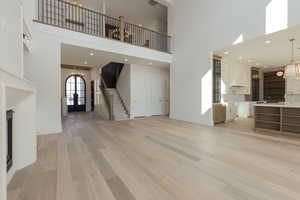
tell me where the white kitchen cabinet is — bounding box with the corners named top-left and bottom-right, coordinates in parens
top-left (221, 58), bottom-right (251, 95)
top-left (237, 102), bottom-right (250, 118)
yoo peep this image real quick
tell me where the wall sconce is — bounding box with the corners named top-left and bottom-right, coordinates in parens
top-left (23, 33), bottom-right (31, 43)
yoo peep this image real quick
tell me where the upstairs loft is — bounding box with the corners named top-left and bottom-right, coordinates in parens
top-left (34, 0), bottom-right (171, 53)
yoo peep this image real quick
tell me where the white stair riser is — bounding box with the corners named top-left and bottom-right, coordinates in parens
top-left (105, 88), bottom-right (129, 121)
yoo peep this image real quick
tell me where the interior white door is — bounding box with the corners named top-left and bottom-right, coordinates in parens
top-left (133, 69), bottom-right (147, 117)
top-left (132, 66), bottom-right (170, 118)
top-left (151, 70), bottom-right (167, 115)
top-left (164, 74), bottom-right (170, 115)
top-left (150, 71), bottom-right (164, 116)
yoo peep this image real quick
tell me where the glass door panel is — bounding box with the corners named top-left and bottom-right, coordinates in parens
top-left (66, 75), bottom-right (86, 112)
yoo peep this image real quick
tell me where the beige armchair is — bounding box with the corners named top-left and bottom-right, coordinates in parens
top-left (213, 104), bottom-right (227, 124)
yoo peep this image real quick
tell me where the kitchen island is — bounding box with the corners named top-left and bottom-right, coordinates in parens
top-left (254, 103), bottom-right (300, 134)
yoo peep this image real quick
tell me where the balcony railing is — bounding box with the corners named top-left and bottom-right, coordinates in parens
top-left (36, 0), bottom-right (171, 53)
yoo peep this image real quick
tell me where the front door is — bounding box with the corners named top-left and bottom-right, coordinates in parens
top-left (66, 75), bottom-right (86, 112)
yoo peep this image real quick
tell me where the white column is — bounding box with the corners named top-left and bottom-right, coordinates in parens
top-left (101, 0), bottom-right (107, 36)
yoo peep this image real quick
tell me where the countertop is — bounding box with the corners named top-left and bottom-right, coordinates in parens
top-left (254, 103), bottom-right (300, 108)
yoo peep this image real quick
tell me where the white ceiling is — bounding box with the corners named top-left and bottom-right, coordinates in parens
top-left (155, 0), bottom-right (173, 6)
top-left (80, 0), bottom-right (167, 32)
top-left (61, 43), bottom-right (170, 68)
top-left (214, 25), bottom-right (300, 68)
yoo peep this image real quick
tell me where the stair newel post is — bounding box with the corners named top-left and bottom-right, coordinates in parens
top-left (119, 16), bottom-right (125, 42)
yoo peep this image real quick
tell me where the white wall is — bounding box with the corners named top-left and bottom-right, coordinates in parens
top-left (23, 22), bottom-right (172, 135)
top-left (24, 32), bottom-right (62, 135)
top-left (0, 69), bottom-right (37, 200)
top-left (0, 1), bottom-right (37, 199)
top-left (169, 0), bottom-right (300, 126)
top-left (61, 68), bottom-right (92, 112)
top-left (7, 91), bottom-right (37, 183)
top-left (0, 0), bottom-right (23, 77)
top-left (116, 64), bottom-right (131, 115)
top-left (21, 0), bottom-right (35, 27)
top-left (35, 23), bottom-right (173, 63)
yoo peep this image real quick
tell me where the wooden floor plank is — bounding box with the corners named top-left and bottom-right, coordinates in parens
top-left (7, 113), bottom-right (300, 200)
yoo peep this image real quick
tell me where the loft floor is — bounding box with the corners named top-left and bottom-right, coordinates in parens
top-left (8, 113), bottom-right (300, 200)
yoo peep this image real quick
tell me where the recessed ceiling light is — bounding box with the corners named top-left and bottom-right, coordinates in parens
top-left (265, 40), bottom-right (271, 44)
top-left (90, 52), bottom-right (94, 56)
top-left (224, 51), bottom-right (229, 55)
top-left (84, 61), bottom-right (88, 65)
top-left (124, 58), bottom-right (128, 62)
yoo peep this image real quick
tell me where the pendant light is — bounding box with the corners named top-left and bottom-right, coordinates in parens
top-left (284, 39), bottom-right (300, 80)
top-left (276, 71), bottom-right (284, 77)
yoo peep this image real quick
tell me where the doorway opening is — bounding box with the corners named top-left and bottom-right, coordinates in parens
top-left (91, 80), bottom-right (95, 112)
top-left (65, 75), bottom-right (86, 112)
top-left (211, 25), bottom-right (300, 136)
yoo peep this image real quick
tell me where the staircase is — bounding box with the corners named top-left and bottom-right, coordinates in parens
top-left (105, 88), bottom-right (129, 121)
top-left (101, 62), bottom-right (130, 121)
top-left (102, 62), bottom-right (124, 88)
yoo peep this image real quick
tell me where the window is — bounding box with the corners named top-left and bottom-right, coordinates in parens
top-left (66, 76), bottom-right (76, 106)
top-left (65, 75), bottom-right (86, 112)
top-left (213, 58), bottom-right (221, 103)
top-left (76, 76), bottom-right (85, 105)
top-left (251, 68), bottom-right (260, 101)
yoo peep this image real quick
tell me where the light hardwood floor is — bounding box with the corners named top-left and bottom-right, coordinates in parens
top-left (8, 113), bottom-right (300, 200)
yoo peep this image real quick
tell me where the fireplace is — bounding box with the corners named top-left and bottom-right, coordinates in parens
top-left (6, 110), bottom-right (13, 172)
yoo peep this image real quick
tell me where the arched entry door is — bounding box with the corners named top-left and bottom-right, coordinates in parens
top-left (65, 75), bottom-right (86, 112)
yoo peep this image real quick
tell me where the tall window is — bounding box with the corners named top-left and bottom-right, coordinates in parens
top-left (213, 58), bottom-right (222, 103)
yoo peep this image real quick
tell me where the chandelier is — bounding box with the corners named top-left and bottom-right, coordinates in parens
top-left (284, 39), bottom-right (300, 80)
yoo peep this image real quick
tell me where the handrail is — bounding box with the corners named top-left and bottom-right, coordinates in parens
top-left (101, 75), bottom-right (108, 89)
top-left (115, 88), bottom-right (130, 118)
top-left (57, 0), bottom-right (119, 20)
top-left (100, 76), bottom-right (114, 120)
top-left (36, 0), bottom-right (171, 53)
top-left (57, 0), bottom-right (169, 37)
top-left (124, 21), bottom-right (171, 37)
